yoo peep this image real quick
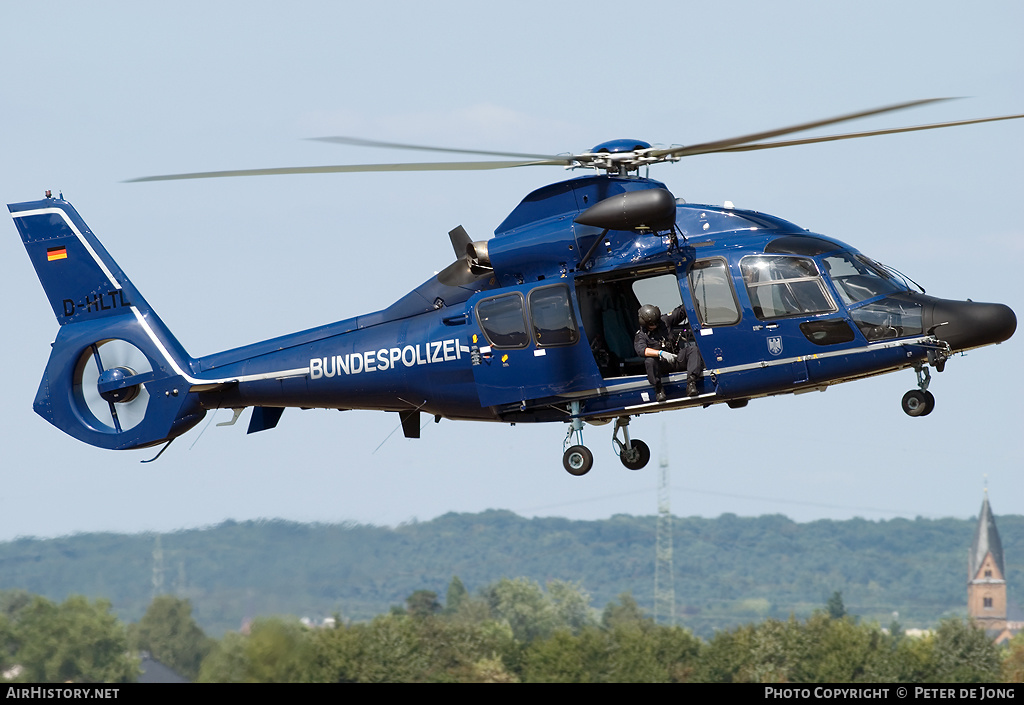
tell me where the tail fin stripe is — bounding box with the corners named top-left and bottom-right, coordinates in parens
top-left (14, 206), bottom-right (214, 386)
top-left (15, 203), bottom-right (311, 392)
top-left (129, 307), bottom-right (195, 381)
top-left (12, 207), bottom-right (121, 287)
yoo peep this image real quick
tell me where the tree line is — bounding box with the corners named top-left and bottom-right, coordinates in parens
top-left (4, 582), bottom-right (1024, 683)
top-left (3, 511), bottom-right (1020, 638)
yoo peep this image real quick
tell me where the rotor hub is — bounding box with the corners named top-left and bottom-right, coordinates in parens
top-left (578, 139), bottom-right (671, 176)
top-left (590, 139), bottom-right (652, 154)
top-left (97, 366), bottom-right (141, 404)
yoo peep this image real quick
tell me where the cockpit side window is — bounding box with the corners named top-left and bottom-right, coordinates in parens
top-left (822, 252), bottom-right (906, 306)
top-left (476, 293), bottom-right (529, 348)
top-left (849, 298), bottom-right (923, 341)
top-left (688, 258), bottom-right (740, 326)
top-left (740, 255), bottom-right (836, 320)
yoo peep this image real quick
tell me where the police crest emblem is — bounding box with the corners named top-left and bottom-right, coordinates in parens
top-left (767, 336), bottom-right (783, 356)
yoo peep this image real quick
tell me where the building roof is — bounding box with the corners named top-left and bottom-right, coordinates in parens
top-left (969, 494), bottom-right (1005, 580)
top-left (138, 655), bottom-right (189, 684)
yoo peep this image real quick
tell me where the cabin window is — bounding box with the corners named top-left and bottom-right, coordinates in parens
top-left (476, 294), bottom-right (529, 348)
top-left (528, 285), bottom-right (580, 347)
top-left (688, 258), bottom-right (740, 326)
top-left (822, 252), bottom-right (906, 305)
top-left (740, 255), bottom-right (836, 320)
top-left (632, 273), bottom-right (683, 314)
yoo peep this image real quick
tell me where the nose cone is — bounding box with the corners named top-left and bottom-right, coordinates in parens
top-left (924, 297), bottom-right (1017, 351)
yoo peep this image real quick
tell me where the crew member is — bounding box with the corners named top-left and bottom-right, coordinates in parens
top-left (634, 303), bottom-right (704, 402)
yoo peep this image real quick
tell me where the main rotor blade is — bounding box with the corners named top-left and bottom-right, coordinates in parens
top-left (694, 113), bottom-right (1024, 154)
top-left (311, 136), bottom-right (565, 161)
top-left (127, 97), bottom-right (1014, 183)
top-left (126, 159), bottom-right (568, 182)
top-left (652, 98), bottom-right (954, 159)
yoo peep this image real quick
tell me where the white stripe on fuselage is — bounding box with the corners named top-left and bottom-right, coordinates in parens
top-left (562, 335), bottom-right (939, 400)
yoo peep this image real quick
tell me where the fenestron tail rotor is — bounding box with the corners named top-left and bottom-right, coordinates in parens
top-left (74, 340), bottom-right (153, 433)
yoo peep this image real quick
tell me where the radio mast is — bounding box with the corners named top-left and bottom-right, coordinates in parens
top-left (654, 425), bottom-right (675, 625)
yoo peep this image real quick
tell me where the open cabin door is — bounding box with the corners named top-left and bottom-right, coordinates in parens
top-left (468, 283), bottom-right (602, 407)
top-left (574, 264), bottom-right (690, 380)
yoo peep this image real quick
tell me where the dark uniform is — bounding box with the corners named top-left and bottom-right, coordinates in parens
top-left (633, 304), bottom-right (704, 398)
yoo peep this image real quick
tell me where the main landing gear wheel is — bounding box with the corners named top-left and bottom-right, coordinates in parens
top-left (563, 445), bottom-right (594, 476)
top-left (901, 389), bottom-right (935, 417)
top-left (611, 416), bottom-right (650, 471)
top-left (619, 439), bottom-right (651, 471)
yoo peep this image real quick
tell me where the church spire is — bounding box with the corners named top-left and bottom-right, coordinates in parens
top-left (967, 491), bottom-right (1007, 631)
top-left (969, 492), bottom-right (1005, 581)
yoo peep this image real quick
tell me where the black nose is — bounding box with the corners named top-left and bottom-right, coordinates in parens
top-left (923, 297), bottom-right (1017, 351)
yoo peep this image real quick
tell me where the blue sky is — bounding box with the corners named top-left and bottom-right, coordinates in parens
top-left (1, 0), bottom-right (1021, 541)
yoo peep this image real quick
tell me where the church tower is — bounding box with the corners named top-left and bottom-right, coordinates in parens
top-left (967, 492), bottom-right (1007, 631)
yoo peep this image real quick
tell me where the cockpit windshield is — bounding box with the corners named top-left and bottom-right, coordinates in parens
top-left (821, 252), bottom-right (908, 306)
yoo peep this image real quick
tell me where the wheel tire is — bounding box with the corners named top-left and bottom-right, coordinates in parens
top-left (563, 445), bottom-right (594, 476)
top-left (619, 439), bottom-right (651, 471)
top-left (921, 390), bottom-right (936, 416)
top-left (901, 390), bottom-right (931, 417)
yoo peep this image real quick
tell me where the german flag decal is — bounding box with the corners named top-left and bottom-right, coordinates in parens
top-left (46, 246), bottom-right (67, 262)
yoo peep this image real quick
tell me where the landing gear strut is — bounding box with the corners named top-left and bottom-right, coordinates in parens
top-left (562, 401), bottom-right (593, 475)
top-left (901, 364), bottom-right (936, 417)
top-left (613, 416), bottom-right (650, 471)
top-left (562, 405), bottom-right (652, 475)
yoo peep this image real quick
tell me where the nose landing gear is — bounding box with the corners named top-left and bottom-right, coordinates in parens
top-left (901, 389), bottom-right (935, 416)
top-left (901, 364), bottom-right (936, 417)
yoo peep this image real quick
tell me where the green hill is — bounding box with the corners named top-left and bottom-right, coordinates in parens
top-left (1, 510), bottom-right (1019, 637)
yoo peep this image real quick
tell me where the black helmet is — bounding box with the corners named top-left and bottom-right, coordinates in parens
top-left (638, 304), bottom-right (661, 327)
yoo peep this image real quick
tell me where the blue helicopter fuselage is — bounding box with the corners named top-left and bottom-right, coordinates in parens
top-left (185, 173), bottom-right (1015, 427)
top-left (9, 172), bottom-right (1016, 452)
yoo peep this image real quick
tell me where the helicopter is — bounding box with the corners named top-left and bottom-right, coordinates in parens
top-left (10, 99), bottom-right (1020, 475)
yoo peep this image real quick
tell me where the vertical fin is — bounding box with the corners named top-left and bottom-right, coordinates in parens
top-left (10, 196), bottom-right (204, 450)
top-left (399, 410), bottom-right (421, 439)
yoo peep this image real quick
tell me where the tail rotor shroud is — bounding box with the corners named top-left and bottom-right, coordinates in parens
top-left (74, 339), bottom-right (152, 433)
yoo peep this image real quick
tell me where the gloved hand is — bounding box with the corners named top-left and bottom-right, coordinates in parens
top-left (659, 351), bottom-right (678, 364)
